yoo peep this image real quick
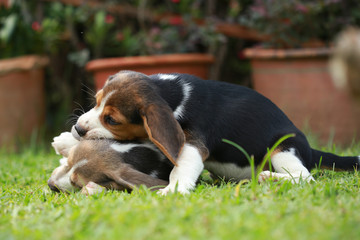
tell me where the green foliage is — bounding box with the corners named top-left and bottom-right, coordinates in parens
top-left (84, 11), bottom-right (140, 59)
top-left (0, 6), bottom-right (43, 58)
top-left (0, 1), bottom-right (141, 60)
top-left (239, 0), bottom-right (360, 48)
top-left (1, 142), bottom-right (360, 240)
top-left (138, 17), bottom-right (224, 55)
top-left (0, 1), bottom-right (71, 58)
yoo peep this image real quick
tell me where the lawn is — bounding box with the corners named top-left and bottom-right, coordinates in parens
top-left (1, 140), bottom-right (360, 240)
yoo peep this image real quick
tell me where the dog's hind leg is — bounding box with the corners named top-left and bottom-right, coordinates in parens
top-left (259, 148), bottom-right (314, 183)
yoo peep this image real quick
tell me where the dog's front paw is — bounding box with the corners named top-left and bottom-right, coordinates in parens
top-left (258, 170), bottom-right (272, 182)
top-left (157, 187), bottom-right (171, 196)
top-left (81, 182), bottom-right (106, 196)
top-left (157, 182), bottom-right (193, 196)
top-left (52, 132), bottom-right (79, 157)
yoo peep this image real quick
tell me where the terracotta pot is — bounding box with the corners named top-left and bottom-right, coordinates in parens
top-left (0, 55), bottom-right (48, 147)
top-left (86, 53), bottom-right (215, 91)
top-left (244, 47), bottom-right (360, 145)
top-left (216, 23), bottom-right (270, 42)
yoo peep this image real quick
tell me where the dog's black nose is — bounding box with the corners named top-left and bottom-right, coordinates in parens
top-left (48, 180), bottom-right (60, 192)
top-left (75, 124), bottom-right (87, 137)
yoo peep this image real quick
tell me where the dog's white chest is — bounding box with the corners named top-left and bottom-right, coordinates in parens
top-left (204, 161), bottom-right (252, 181)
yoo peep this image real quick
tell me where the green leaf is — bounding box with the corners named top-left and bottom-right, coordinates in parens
top-left (0, 14), bottom-right (18, 43)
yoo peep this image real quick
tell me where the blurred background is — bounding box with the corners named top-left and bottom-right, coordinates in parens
top-left (1, 0), bottom-right (360, 150)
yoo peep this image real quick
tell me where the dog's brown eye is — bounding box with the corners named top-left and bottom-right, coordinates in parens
top-left (105, 115), bottom-right (120, 126)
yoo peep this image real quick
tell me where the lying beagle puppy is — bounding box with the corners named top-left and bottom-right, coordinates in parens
top-left (48, 132), bottom-right (171, 194)
top-left (65, 71), bottom-right (359, 195)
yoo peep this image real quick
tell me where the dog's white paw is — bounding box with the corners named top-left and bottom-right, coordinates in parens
top-left (258, 170), bottom-right (272, 182)
top-left (157, 187), bottom-right (170, 196)
top-left (81, 182), bottom-right (106, 196)
top-left (157, 182), bottom-right (192, 195)
top-left (52, 132), bottom-right (79, 157)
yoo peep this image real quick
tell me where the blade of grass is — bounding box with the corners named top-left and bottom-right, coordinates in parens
top-left (222, 139), bottom-right (257, 195)
top-left (257, 133), bottom-right (296, 176)
top-left (222, 139), bottom-right (255, 181)
top-left (223, 133), bottom-right (295, 196)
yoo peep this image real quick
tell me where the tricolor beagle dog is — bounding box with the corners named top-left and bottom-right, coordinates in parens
top-left (48, 132), bottom-right (171, 194)
top-left (66, 70), bottom-right (359, 195)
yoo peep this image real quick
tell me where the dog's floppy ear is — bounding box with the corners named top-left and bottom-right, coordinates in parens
top-left (140, 103), bottom-right (185, 166)
top-left (108, 166), bottom-right (169, 191)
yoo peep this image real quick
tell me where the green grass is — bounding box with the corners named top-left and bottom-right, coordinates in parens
top-left (1, 142), bottom-right (360, 240)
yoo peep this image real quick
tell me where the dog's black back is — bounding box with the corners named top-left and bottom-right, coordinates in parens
top-left (148, 73), bottom-right (350, 170)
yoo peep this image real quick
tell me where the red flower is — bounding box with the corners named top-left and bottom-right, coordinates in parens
top-left (296, 4), bottom-right (308, 13)
top-left (150, 27), bottom-right (161, 36)
top-left (105, 14), bottom-right (114, 24)
top-left (31, 22), bottom-right (41, 32)
top-left (116, 32), bottom-right (124, 41)
top-left (237, 51), bottom-right (245, 60)
top-left (230, 0), bottom-right (239, 9)
top-left (281, 18), bottom-right (291, 25)
top-left (171, 0), bottom-right (180, 3)
top-left (169, 15), bottom-right (183, 25)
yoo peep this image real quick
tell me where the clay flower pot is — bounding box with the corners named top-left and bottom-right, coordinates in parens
top-left (0, 55), bottom-right (48, 147)
top-left (244, 47), bottom-right (360, 145)
top-left (86, 53), bottom-right (215, 91)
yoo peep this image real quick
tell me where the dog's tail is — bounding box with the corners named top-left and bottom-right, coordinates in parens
top-left (311, 149), bottom-right (359, 171)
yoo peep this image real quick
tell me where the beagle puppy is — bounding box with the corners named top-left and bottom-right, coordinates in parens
top-left (66, 71), bottom-right (359, 195)
top-left (48, 133), bottom-right (171, 194)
